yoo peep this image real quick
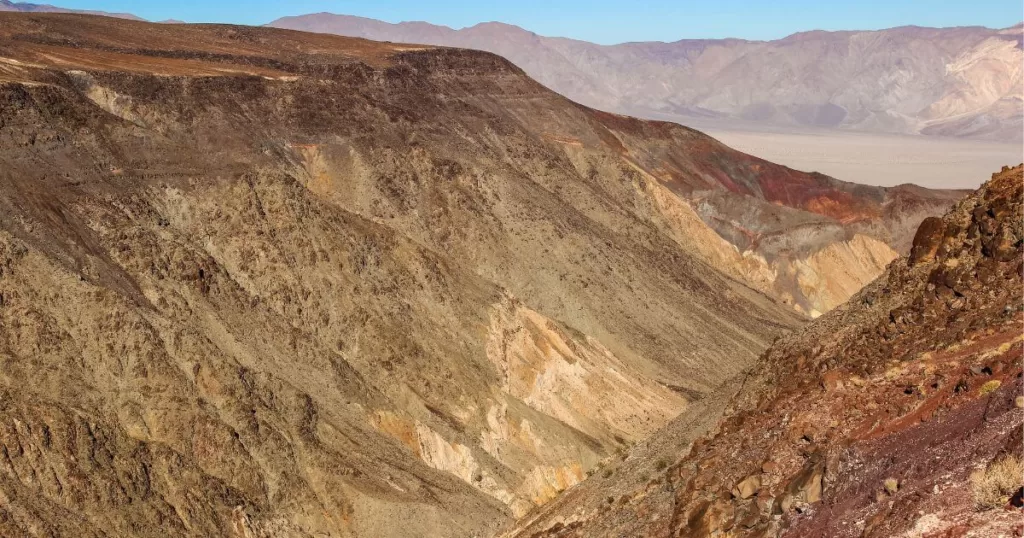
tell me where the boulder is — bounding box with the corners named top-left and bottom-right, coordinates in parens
top-left (732, 474), bottom-right (762, 499)
top-left (784, 456), bottom-right (824, 509)
top-left (909, 217), bottom-right (944, 265)
top-left (755, 491), bottom-right (775, 514)
top-left (821, 371), bottom-right (844, 391)
top-left (684, 499), bottom-right (736, 536)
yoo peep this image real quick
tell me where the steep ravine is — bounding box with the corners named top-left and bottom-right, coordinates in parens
top-left (509, 165), bottom-right (1024, 538)
top-left (0, 13), bottom-right (965, 537)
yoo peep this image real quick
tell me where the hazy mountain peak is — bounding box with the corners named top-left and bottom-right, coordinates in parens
top-left (466, 20), bottom-right (530, 32)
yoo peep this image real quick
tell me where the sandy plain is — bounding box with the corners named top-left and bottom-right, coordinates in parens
top-left (645, 115), bottom-right (1022, 189)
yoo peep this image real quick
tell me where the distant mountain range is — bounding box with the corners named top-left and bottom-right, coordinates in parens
top-left (269, 14), bottom-right (1024, 140)
top-left (0, 0), bottom-right (140, 19)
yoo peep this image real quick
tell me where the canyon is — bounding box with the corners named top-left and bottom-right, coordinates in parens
top-left (508, 165), bottom-right (1024, 538)
top-left (0, 12), bottom-right (1012, 538)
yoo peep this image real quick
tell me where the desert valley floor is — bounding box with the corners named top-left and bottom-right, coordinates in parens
top-left (653, 116), bottom-right (1023, 189)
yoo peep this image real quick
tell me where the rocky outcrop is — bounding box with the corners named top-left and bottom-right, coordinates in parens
top-left (628, 163), bottom-right (902, 316)
top-left (571, 112), bottom-right (964, 314)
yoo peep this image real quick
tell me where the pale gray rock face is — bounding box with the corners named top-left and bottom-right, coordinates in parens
top-left (269, 15), bottom-right (1024, 141)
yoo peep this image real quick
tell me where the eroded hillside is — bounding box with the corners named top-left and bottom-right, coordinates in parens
top-left (0, 13), bottom-right (965, 537)
top-left (510, 165), bottom-right (1024, 538)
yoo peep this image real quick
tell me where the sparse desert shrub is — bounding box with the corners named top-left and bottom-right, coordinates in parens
top-left (883, 477), bottom-right (899, 495)
top-left (979, 380), bottom-right (1002, 396)
top-left (654, 458), bottom-right (669, 471)
top-left (971, 455), bottom-right (1023, 510)
top-left (602, 468), bottom-right (614, 478)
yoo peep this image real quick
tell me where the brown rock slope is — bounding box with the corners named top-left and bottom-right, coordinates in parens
top-left (509, 165), bottom-right (1024, 538)
top-left (0, 14), bottom-right (961, 537)
top-left (0, 14), bottom-right (963, 318)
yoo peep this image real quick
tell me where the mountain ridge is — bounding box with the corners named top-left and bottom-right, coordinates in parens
top-left (275, 12), bottom-right (1020, 45)
top-left (0, 0), bottom-right (142, 20)
top-left (269, 13), bottom-right (1024, 141)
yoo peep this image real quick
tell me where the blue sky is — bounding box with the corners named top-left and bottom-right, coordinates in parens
top-left (55, 0), bottom-right (1023, 44)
